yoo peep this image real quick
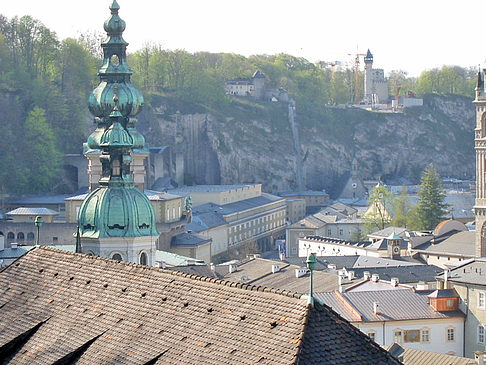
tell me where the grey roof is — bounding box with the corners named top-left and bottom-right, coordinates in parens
top-left (317, 289), bottom-right (464, 323)
top-left (6, 207), bottom-right (59, 216)
top-left (186, 211), bottom-right (227, 232)
top-left (368, 227), bottom-right (410, 239)
top-left (154, 250), bottom-right (205, 266)
top-left (0, 247), bottom-right (29, 259)
top-left (252, 69), bottom-right (266, 78)
top-left (427, 289), bottom-right (458, 298)
top-left (283, 256), bottom-right (361, 270)
top-left (194, 193), bottom-right (285, 218)
top-left (386, 343), bottom-right (475, 365)
top-left (278, 190), bottom-right (329, 197)
top-left (289, 215), bottom-right (327, 229)
top-left (171, 232), bottom-right (211, 247)
top-left (0, 247), bottom-right (400, 364)
top-left (66, 189), bottom-right (181, 202)
top-left (350, 265), bottom-right (443, 284)
top-left (413, 230), bottom-right (475, 257)
top-left (448, 258), bottom-right (486, 286)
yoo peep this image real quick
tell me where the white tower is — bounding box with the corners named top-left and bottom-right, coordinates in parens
top-left (364, 49), bottom-right (374, 104)
top-left (474, 69), bottom-right (486, 257)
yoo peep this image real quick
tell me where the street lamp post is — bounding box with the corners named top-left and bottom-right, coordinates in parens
top-left (34, 216), bottom-right (43, 246)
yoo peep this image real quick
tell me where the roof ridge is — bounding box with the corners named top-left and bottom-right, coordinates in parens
top-left (33, 246), bottom-right (303, 300)
top-left (334, 290), bottom-right (363, 321)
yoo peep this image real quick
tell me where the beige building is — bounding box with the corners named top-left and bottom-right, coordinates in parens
top-left (278, 191), bottom-right (329, 212)
top-left (445, 259), bottom-right (486, 358)
top-left (285, 198), bottom-right (306, 224)
top-left (168, 184), bottom-right (262, 207)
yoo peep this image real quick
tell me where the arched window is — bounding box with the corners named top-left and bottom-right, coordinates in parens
top-left (17, 232), bottom-right (24, 240)
top-left (27, 232), bottom-right (35, 241)
top-left (112, 253), bottom-right (122, 261)
top-left (139, 252), bottom-right (148, 266)
top-left (7, 232), bottom-right (14, 240)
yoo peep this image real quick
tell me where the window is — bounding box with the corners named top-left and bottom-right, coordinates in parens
top-left (367, 331), bottom-right (376, 342)
top-left (446, 299), bottom-right (453, 307)
top-left (479, 292), bottom-right (485, 309)
top-left (27, 232), bottom-right (35, 240)
top-left (479, 325), bottom-right (485, 344)
top-left (327, 229), bottom-right (331, 236)
top-left (139, 252), bottom-right (148, 266)
top-left (17, 232), bottom-right (24, 240)
top-left (7, 232), bottom-right (14, 239)
top-left (112, 253), bottom-right (122, 261)
top-left (393, 330), bottom-right (403, 344)
top-left (421, 329), bottom-right (430, 343)
top-left (339, 229), bottom-right (343, 236)
top-left (404, 330), bottom-right (420, 343)
top-left (447, 327), bottom-right (455, 342)
top-left (53, 237), bottom-right (58, 242)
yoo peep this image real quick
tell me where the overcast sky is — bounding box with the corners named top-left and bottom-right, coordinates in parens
top-left (1, 0), bottom-right (481, 77)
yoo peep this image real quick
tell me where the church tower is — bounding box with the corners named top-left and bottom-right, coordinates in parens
top-left (77, 0), bottom-right (159, 265)
top-left (474, 68), bottom-right (486, 257)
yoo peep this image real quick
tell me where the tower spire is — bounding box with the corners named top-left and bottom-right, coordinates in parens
top-left (78, 1), bottom-right (158, 262)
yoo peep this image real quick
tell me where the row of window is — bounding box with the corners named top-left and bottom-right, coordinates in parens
top-left (367, 327), bottom-right (455, 344)
top-left (5, 232), bottom-right (58, 242)
top-left (166, 206), bottom-right (181, 221)
top-left (111, 251), bottom-right (147, 265)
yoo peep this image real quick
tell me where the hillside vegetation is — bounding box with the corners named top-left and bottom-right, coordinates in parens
top-left (0, 14), bottom-right (477, 195)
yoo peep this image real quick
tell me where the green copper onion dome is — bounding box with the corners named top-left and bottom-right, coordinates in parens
top-left (79, 0), bottom-right (158, 240)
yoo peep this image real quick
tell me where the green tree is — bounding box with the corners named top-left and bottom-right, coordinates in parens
top-left (407, 164), bottom-right (449, 230)
top-left (391, 188), bottom-right (410, 227)
top-left (17, 107), bottom-right (61, 194)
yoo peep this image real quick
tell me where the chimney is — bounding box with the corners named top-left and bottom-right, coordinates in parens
top-left (347, 271), bottom-right (355, 280)
top-left (210, 263), bottom-right (215, 272)
top-left (444, 269), bottom-right (450, 289)
top-left (390, 277), bottom-right (399, 287)
top-left (228, 264), bottom-right (236, 273)
top-left (363, 271), bottom-right (371, 280)
top-left (373, 302), bottom-right (380, 315)
top-left (328, 264), bottom-right (337, 270)
top-left (11, 242), bottom-right (18, 249)
top-left (279, 252), bottom-right (286, 261)
top-left (156, 261), bottom-right (166, 269)
top-left (371, 273), bottom-right (379, 282)
top-left (338, 275), bottom-right (343, 293)
top-left (272, 264), bottom-right (280, 274)
top-left (437, 279), bottom-right (445, 290)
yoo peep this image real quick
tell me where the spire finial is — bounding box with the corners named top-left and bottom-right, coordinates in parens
top-left (110, 0), bottom-right (120, 13)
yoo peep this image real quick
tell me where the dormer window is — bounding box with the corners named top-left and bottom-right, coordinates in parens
top-left (479, 292), bottom-right (485, 309)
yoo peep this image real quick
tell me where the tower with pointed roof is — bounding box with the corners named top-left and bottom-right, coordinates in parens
top-left (363, 49), bottom-right (388, 105)
top-left (474, 67), bottom-right (486, 257)
top-left (77, 0), bottom-right (159, 265)
top-left (364, 49), bottom-right (374, 103)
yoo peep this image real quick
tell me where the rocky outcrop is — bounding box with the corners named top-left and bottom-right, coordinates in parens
top-left (138, 94), bottom-right (474, 197)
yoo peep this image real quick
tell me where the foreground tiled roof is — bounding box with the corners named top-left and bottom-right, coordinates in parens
top-left (0, 247), bottom-right (399, 364)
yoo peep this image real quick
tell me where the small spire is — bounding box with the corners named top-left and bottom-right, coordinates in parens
top-left (110, 0), bottom-right (120, 13)
top-left (477, 65), bottom-right (484, 92)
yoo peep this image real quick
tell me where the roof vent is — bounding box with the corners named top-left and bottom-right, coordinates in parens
top-left (363, 271), bottom-right (371, 280)
top-left (210, 263), bottom-right (215, 272)
top-left (371, 274), bottom-right (379, 282)
top-left (327, 264), bottom-right (337, 270)
top-left (186, 259), bottom-right (196, 266)
top-left (373, 301), bottom-right (380, 315)
top-left (272, 264), bottom-right (280, 274)
top-left (390, 277), bottom-right (399, 287)
top-left (295, 268), bottom-right (308, 278)
top-left (11, 242), bottom-right (18, 249)
top-left (156, 260), bottom-right (166, 269)
top-left (228, 264), bottom-right (237, 273)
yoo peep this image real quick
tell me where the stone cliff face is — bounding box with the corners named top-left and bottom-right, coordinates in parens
top-left (138, 94), bottom-right (474, 196)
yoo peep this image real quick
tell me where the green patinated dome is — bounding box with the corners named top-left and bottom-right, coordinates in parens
top-left (88, 82), bottom-right (144, 119)
top-left (79, 0), bottom-right (158, 240)
top-left (79, 185), bottom-right (158, 238)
